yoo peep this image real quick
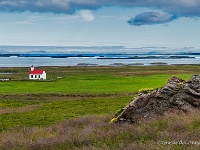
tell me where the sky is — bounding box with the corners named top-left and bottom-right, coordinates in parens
top-left (0, 0), bottom-right (200, 47)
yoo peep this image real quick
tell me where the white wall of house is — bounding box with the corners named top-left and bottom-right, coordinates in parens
top-left (29, 71), bottom-right (46, 80)
top-left (42, 71), bottom-right (46, 80)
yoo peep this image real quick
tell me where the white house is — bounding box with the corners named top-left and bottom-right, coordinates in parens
top-left (29, 66), bottom-right (46, 80)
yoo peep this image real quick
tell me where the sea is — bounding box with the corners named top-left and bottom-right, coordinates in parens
top-left (0, 46), bottom-right (199, 67)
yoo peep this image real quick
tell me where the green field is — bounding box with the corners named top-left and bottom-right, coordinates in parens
top-left (0, 74), bottom-right (189, 93)
top-left (0, 65), bottom-right (196, 94)
top-left (0, 65), bottom-right (199, 130)
top-left (0, 65), bottom-right (199, 150)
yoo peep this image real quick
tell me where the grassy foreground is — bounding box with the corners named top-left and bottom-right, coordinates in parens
top-left (0, 65), bottom-right (200, 149)
top-left (1, 111), bottom-right (200, 150)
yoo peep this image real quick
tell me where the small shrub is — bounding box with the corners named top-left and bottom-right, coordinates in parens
top-left (176, 82), bottom-right (183, 89)
top-left (110, 117), bottom-right (117, 123)
top-left (139, 88), bottom-right (154, 94)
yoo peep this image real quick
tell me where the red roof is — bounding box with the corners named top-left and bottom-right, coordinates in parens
top-left (29, 70), bottom-right (44, 74)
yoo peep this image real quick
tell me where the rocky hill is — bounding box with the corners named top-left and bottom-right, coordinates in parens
top-left (116, 75), bottom-right (200, 123)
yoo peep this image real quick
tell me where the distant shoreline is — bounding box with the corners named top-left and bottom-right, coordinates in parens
top-left (0, 53), bottom-right (197, 60)
top-left (97, 56), bottom-right (195, 59)
top-left (0, 53), bottom-right (199, 59)
top-left (0, 53), bottom-right (199, 67)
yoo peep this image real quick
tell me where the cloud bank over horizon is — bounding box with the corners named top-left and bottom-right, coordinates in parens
top-left (0, 0), bottom-right (199, 25)
top-left (0, 0), bottom-right (200, 16)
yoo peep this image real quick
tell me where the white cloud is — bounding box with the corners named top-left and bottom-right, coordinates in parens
top-left (45, 10), bottom-right (95, 23)
top-left (78, 10), bottom-right (95, 21)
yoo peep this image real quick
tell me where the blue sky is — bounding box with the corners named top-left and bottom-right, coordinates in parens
top-left (0, 0), bottom-right (200, 47)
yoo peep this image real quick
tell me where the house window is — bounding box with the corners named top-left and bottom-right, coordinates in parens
top-left (38, 75), bottom-right (40, 78)
top-left (35, 75), bottom-right (37, 78)
top-left (31, 75), bottom-right (33, 78)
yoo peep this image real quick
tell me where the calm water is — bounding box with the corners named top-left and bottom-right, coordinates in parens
top-left (0, 56), bottom-right (199, 67)
top-left (0, 46), bottom-right (199, 67)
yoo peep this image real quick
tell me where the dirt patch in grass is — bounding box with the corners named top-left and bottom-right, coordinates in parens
top-left (0, 103), bottom-right (43, 114)
top-left (0, 92), bottom-right (136, 101)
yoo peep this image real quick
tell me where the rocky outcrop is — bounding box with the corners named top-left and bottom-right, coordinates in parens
top-left (116, 75), bottom-right (200, 123)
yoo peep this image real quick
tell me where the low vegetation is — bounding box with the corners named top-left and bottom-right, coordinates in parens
top-left (0, 110), bottom-right (200, 150)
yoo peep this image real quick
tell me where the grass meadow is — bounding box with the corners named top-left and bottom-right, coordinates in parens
top-left (0, 65), bottom-right (199, 149)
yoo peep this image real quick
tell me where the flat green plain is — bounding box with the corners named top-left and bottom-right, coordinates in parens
top-left (0, 74), bottom-right (182, 93)
top-left (0, 65), bottom-right (199, 131)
